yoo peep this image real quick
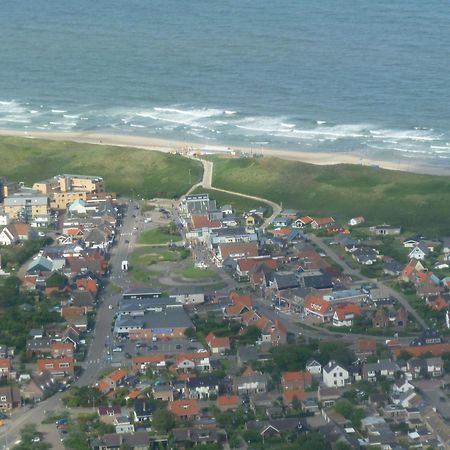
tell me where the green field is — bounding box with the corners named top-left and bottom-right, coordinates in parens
top-left (192, 187), bottom-right (272, 216)
top-left (138, 227), bottom-right (182, 245)
top-left (211, 156), bottom-right (450, 236)
top-left (178, 266), bottom-right (219, 280)
top-left (0, 136), bottom-right (202, 198)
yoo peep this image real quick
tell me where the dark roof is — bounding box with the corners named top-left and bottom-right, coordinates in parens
top-left (187, 375), bottom-right (220, 389)
top-left (134, 399), bottom-right (157, 418)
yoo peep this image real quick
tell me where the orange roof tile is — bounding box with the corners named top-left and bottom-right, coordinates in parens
top-left (217, 395), bottom-right (240, 407)
top-left (282, 371), bottom-right (312, 384)
top-left (206, 332), bottom-right (230, 349)
top-left (334, 303), bottom-right (362, 321)
top-left (304, 295), bottom-right (332, 315)
top-left (108, 368), bottom-right (127, 382)
top-left (283, 390), bottom-right (305, 403)
top-left (170, 399), bottom-right (199, 417)
top-left (394, 343), bottom-right (450, 358)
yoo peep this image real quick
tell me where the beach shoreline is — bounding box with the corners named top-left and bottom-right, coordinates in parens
top-left (0, 128), bottom-right (447, 176)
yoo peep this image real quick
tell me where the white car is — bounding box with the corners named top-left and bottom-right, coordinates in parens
top-left (108, 305), bottom-right (113, 310)
top-left (112, 347), bottom-right (123, 352)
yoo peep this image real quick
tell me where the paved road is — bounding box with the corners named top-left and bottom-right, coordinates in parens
top-left (184, 157), bottom-right (281, 229)
top-left (78, 200), bottom-right (140, 386)
top-left (307, 234), bottom-right (427, 330)
top-left (0, 201), bottom-right (141, 447)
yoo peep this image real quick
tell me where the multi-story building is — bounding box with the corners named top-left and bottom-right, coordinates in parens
top-left (3, 192), bottom-right (50, 222)
top-left (33, 174), bottom-right (105, 209)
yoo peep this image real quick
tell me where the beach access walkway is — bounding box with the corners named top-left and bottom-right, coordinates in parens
top-left (184, 156), bottom-right (281, 229)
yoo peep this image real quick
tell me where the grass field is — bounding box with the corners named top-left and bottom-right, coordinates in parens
top-left (138, 227), bottom-right (182, 245)
top-left (211, 156), bottom-right (450, 236)
top-left (178, 266), bottom-right (219, 280)
top-left (192, 187), bottom-right (272, 216)
top-left (0, 136), bottom-right (202, 198)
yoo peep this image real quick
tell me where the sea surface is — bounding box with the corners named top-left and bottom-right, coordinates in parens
top-left (1, 0), bottom-right (450, 167)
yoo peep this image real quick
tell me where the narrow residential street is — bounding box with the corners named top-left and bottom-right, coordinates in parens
top-left (307, 233), bottom-right (427, 330)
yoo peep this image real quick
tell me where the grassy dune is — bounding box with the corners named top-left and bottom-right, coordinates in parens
top-left (211, 156), bottom-right (450, 236)
top-left (0, 136), bottom-right (202, 198)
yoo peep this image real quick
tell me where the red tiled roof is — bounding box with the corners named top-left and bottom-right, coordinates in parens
top-left (282, 371), bottom-right (312, 384)
top-left (217, 395), bottom-right (240, 407)
top-left (170, 399), bottom-right (199, 417)
top-left (394, 342), bottom-right (450, 358)
top-left (272, 227), bottom-right (291, 236)
top-left (206, 332), bottom-right (230, 350)
top-left (313, 217), bottom-right (335, 226)
top-left (218, 242), bottom-right (258, 260)
top-left (108, 368), bottom-right (127, 383)
top-left (356, 338), bottom-right (377, 353)
top-left (283, 390), bottom-right (305, 403)
top-left (299, 216), bottom-right (313, 225)
top-left (191, 215), bottom-right (222, 230)
top-left (334, 303), bottom-right (362, 321)
top-left (304, 295), bottom-right (332, 315)
top-left (0, 358), bottom-right (11, 370)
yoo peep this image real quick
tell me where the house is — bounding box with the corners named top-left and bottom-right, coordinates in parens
top-left (224, 292), bottom-right (253, 318)
top-left (0, 359), bottom-right (12, 378)
top-left (281, 371), bottom-right (312, 390)
top-left (311, 217), bottom-right (335, 230)
top-left (37, 357), bottom-right (74, 377)
top-left (408, 243), bottom-right (430, 261)
top-left (425, 357), bottom-right (444, 377)
top-left (392, 378), bottom-right (414, 394)
top-left (355, 338), bottom-right (377, 358)
top-left (217, 395), bottom-right (240, 412)
top-left (0, 223), bottom-right (31, 245)
top-left (293, 216), bottom-right (313, 228)
top-left (234, 371), bottom-right (270, 395)
top-left (216, 242), bottom-right (258, 264)
top-left (97, 368), bottom-right (127, 394)
top-left (98, 405), bottom-right (122, 424)
top-left (114, 416), bottom-right (135, 434)
top-left (133, 399), bottom-right (156, 422)
top-left (306, 359), bottom-right (322, 376)
top-left (0, 386), bottom-right (21, 410)
top-left (172, 425), bottom-right (227, 447)
top-left (205, 332), bottom-right (230, 354)
top-left (322, 361), bottom-right (350, 388)
top-left (50, 342), bottom-right (74, 358)
top-left (132, 355), bottom-right (167, 374)
top-left (170, 399), bottom-right (199, 420)
top-left (393, 342), bottom-right (450, 359)
top-left (175, 352), bottom-right (211, 373)
top-left (332, 303), bottom-right (362, 327)
top-left (304, 295), bottom-right (333, 322)
top-left (92, 431), bottom-right (150, 450)
top-left (370, 224), bottom-right (402, 236)
top-left (153, 385), bottom-right (174, 402)
top-left (348, 216), bottom-right (365, 226)
top-left (283, 390), bottom-right (305, 406)
top-left (271, 217), bottom-right (290, 227)
top-left (186, 375), bottom-right (220, 399)
top-left (363, 360), bottom-right (399, 382)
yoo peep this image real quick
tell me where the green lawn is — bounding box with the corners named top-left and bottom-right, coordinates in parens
top-left (178, 266), bottom-right (219, 280)
top-left (138, 227), bottom-right (182, 245)
top-left (210, 156), bottom-right (450, 236)
top-left (0, 136), bottom-right (202, 198)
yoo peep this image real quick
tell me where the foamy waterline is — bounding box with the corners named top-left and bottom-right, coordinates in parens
top-left (0, 98), bottom-right (449, 165)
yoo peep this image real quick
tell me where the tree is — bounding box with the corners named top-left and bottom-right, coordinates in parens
top-left (152, 408), bottom-right (176, 434)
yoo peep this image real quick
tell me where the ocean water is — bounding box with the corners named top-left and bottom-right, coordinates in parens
top-left (1, 0), bottom-right (449, 167)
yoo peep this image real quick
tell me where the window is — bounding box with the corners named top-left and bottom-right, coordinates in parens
top-left (333, 373), bottom-right (337, 378)
top-left (59, 363), bottom-right (70, 368)
top-left (339, 372), bottom-right (343, 377)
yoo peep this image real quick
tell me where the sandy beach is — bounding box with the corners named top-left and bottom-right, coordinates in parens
top-left (0, 128), bottom-right (447, 176)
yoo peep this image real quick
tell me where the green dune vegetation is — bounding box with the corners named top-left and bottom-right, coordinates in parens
top-left (210, 156), bottom-right (450, 236)
top-left (0, 136), bottom-right (202, 198)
